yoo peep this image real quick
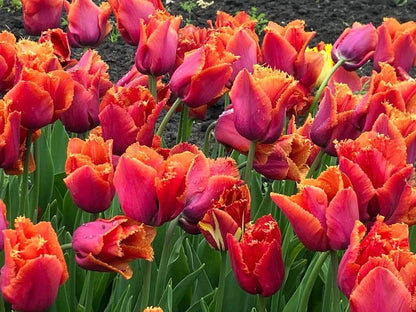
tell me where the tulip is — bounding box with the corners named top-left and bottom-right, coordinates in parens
top-left (214, 10), bottom-right (256, 29)
top-left (0, 99), bottom-right (21, 169)
top-left (64, 133), bottom-right (115, 213)
top-left (72, 215), bottom-right (156, 279)
top-left (4, 67), bottom-right (74, 130)
top-left (227, 214), bottom-right (284, 297)
top-left (135, 11), bottom-right (181, 76)
top-left (271, 166), bottom-right (359, 251)
top-left (99, 85), bottom-right (165, 155)
top-left (0, 199), bottom-right (8, 250)
top-left (20, 0), bottom-right (63, 35)
top-left (198, 184), bottom-right (250, 251)
top-left (310, 83), bottom-right (362, 156)
top-left (1, 217), bottom-right (68, 312)
top-left (338, 216), bottom-right (415, 311)
top-left (108, 0), bottom-right (165, 45)
top-left (64, 0), bottom-right (112, 48)
top-left (0, 31), bottom-right (16, 92)
top-left (169, 39), bottom-right (237, 108)
top-left (331, 22), bottom-right (378, 71)
top-left (38, 28), bottom-right (77, 68)
top-left (374, 18), bottom-right (416, 73)
top-left (61, 49), bottom-right (112, 133)
top-left (143, 307), bottom-right (163, 312)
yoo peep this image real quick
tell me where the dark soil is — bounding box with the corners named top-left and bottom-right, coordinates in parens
top-left (1, 0), bottom-right (415, 146)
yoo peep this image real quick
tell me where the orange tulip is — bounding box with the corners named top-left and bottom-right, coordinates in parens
top-left (1, 217), bottom-right (68, 312)
top-left (0, 199), bottom-right (8, 250)
top-left (0, 31), bottom-right (16, 92)
top-left (0, 99), bottom-right (21, 169)
top-left (20, 0), bottom-right (63, 35)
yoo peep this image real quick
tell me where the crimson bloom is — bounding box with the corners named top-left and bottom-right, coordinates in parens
top-left (0, 31), bottom-right (16, 92)
top-left (108, 0), bottom-right (165, 45)
top-left (38, 28), bottom-right (77, 68)
top-left (331, 22), bottom-right (378, 71)
top-left (227, 214), bottom-right (284, 297)
top-left (72, 215), bottom-right (156, 279)
top-left (338, 216), bottom-right (416, 311)
top-left (20, 0), bottom-right (63, 35)
top-left (64, 0), bottom-right (112, 48)
top-left (135, 10), bottom-right (181, 76)
top-left (1, 217), bottom-right (68, 312)
top-left (64, 133), bottom-right (115, 213)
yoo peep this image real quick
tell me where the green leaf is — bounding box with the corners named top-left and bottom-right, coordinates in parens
top-left (173, 263), bottom-right (205, 307)
top-left (51, 120), bottom-right (69, 174)
top-left (37, 130), bottom-right (54, 210)
top-left (158, 279), bottom-right (173, 312)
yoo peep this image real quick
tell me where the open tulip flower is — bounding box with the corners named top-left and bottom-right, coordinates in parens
top-left (0, 99), bottom-right (21, 170)
top-left (99, 84), bottom-right (165, 155)
top-left (108, 0), bottom-right (165, 45)
top-left (227, 214), bottom-right (284, 297)
top-left (338, 216), bottom-right (416, 311)
top-left (64, 0), bottom-right (112, 48)
top-left (271, 166), bottom-right (359, 251)
top-left (20, 0), bottom-right (63, 35)
top-left (135, 10), bottom-right (181, 76)
top-left (0, 31), bottom-right (16, 92)
top-left (1, 217), bottom-right (68, 312)
top-left (72, 215), bottom-right (156, 279)
top-left (64, 133), bottom-right (115, 213)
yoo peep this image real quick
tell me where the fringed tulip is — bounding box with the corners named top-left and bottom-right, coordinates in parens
top-left (20, 0), bottom-right (63, 35)
top-left (338, 216), bottom-right (416, 311)
top-left (271, 166), bottom-right (359, 251)
top-left (0, 99), bottom-right (21, 169)
top-left (227, 214), bottom-right (284, 297)
top-left (0, 31), bottom-right (16, 92)
top-left (38, 28), bottom-right (77, 68)
top-left (374, 18), bottom-right (416, 74)
top-left (143, 307), bottom-right (163, 312)
top-left (1, 217), bottom-right (68, 312)
top-left (198, 184), bottom-right (250, 251)
top-left (135, 11), bottom-right (181, 76)
top-left (61, 49), bottom-right (112, 133)
top-left (72, 216), bottom-right (155, 279)
top-left (4, 67), bottom-right (74, 129)
top-left (331, 22), bottom-right (378, 71)
top-left (108, 0), bottom-right (165, 45)
top-left (99, 85), bottom-right (165, 155)
top-left (64, 0), bottom-right (112, 48)
top-left (64, 134), bottom-right (115, 213)
top-left (310, 83), bottom-right (362, 156)
top-left (213, 11), bottom-right (256, 29)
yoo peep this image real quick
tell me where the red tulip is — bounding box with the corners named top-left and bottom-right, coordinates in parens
top-left (227, 214), bottom-right (284, 297)
top-left (0, 99), bottom-right (21, 169)
top-left (99, 85), bottom-right (165, 155)
top-left (0, 31), bottom-right (16, 92)
top-left (108, 0), bottom-right (165, 45)
top-left (20, 0), bottom-right (63, 35)
top-left (64, 133), bottom-right (115, 213)
top-left (332, 22), bottom-right (378, 71)
top-left (72, 215), bottom-right (156, 279)
top-left (38, 28), bottom-right (77, 68)
top-left (214, 11), bottom-right (256, 30)
top-left (271, 166), bottom-right (359, 251)
top-left (61, 49), bottom-right (112, 133)
top-left (64, 0), bottom-right (112, 48)
top-left (198, 184), bottom-right (250, 251)
top-left (1, 217), bottom-right (68, 312)
top-left (135, 10), bottom-right (181, 76)
top-left (338, 216), bottom-right (415, 311)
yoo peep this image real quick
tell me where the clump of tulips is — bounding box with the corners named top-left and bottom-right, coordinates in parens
top-left (0, 0), bottom-right (416, 311)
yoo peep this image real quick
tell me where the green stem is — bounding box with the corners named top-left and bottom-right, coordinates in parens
top-left (330, 250), bottom-right (340, 312)
top-left (153, 216), bottom-right (179, 304)
top-left (148, 74), bottom-right (157, 101)
top-left (18, 129), bottom-right (33, 218)
top-left (258, 295), bottom-right (266, 312)
top-left (32, 138), bottom-right (40, 222)
top-left (156, 97), bottom-right (181, 137)
top-left (61, 243), bottom-right (73, 251)
top-left (140, 260), bottom-right (152, 311)
top-left (307, 59), bottom-right (345, 117)
top-left (177, 104), bottom-right (190, 143)
top-left (203, 121), bottom-right (217, 156)
top-left (214, 251), bottom-right (227, 312)
top-left (224, 91), bottom-right (230, 109)
top-left (306, 148), bottom-right (325, 179)
top-left (244, 141), bottom-right (257, 187)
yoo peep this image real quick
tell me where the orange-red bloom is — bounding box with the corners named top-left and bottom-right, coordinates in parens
top-left (0, 99), bottom-right (21, 169)
top-left (0, 199), bottom-right (8, 250)
top-left (0, 31), bottom-right (16, 92)
top-left (64, 133), bottom-right (115, 213)
top-left (227, 214), bottom-right (284, 297)
top-left (338, 216), bottom-right (416, 311)
top-left (64, 0), bottom-right (112, 48)
top-left (271, 166), bottom-right (359, 251)
top-left (72, 215), bottom-right (155, 279)
top-left (38, 28), bottom-right (77, 68)
top-left (20, 0), bottom-right (63, 35)
top-left (1, 217), bottom-right (68, 312)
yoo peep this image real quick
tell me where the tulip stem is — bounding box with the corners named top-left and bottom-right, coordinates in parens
top-left (32, 138), bottom-right (40, 222)
top-left (156, 97), bottom-right (181, 138)
top-left (140, 260), bottom-right (152, 311)
top-left (148, 74), bottom-right (157, 101)
top-left (18, 129), bottom-right (33, 218)
top-left (214, 251), bottom-right (227, 312)
top-left (60, 243), bottom-right (73, 251)
top-left (203, 121), bottom-right (217, 156)
top-left (330, 250), bottom-right (340, 312)
top-left (153, 216), bottom-right (179, 304)
top-left (258, 295), bottom-right (266, 312)
top-left (244, 141), bottom-right (257, 187)
top-left (306, 148), bottom-right (325, 179)
top-left (307, 59), bottom-right (345, 117)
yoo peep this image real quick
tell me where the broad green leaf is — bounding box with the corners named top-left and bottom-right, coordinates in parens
top-left (51, 120), bottom-right (69, 174)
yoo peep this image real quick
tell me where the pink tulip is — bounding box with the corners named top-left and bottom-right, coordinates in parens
top-left (20, 0), bottom-right (63, 35)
